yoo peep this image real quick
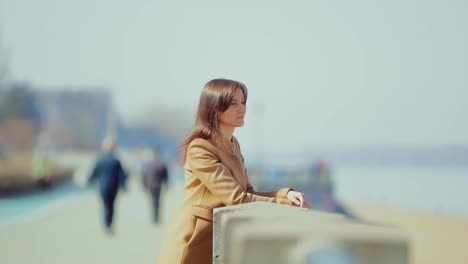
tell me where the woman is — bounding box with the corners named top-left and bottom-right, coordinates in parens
top-left (157, 79), bottom-right (309, 264)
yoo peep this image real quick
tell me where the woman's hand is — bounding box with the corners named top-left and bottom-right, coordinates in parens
top-left (287, 190), bottom-right (310, 208)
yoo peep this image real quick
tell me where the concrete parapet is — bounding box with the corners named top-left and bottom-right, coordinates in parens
top-left (213, 202), bottom-right (407, 264)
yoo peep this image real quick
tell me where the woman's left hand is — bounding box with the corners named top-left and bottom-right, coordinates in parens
top-left (287, 191), bottom-right (310, 208)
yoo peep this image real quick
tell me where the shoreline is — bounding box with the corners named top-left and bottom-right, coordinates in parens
top-left (0, 169), bottom-right (75, 197)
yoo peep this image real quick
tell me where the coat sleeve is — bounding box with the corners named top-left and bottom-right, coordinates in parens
top-left (245, 184), bottom-right (293, 199)
top-left (87, 160), bottom-right (100, 186)
top-left (186, 140), bottom-right (293, 206)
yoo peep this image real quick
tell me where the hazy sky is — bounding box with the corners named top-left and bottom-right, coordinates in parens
top-left (1, 0), bottom-right (467, 153)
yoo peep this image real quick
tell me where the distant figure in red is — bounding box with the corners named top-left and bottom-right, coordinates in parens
top-left (143, 148), bottom-right (169, 223)
top-left (316, 158), bottom-right (328, 173)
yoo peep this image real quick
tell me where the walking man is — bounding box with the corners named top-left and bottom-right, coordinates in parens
top-left (143, 148), bottom-right (168, 223)
top-left (88, 137), bottom-right (127, 234)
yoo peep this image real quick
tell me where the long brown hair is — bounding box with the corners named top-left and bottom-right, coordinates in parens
top-left (181, 78), bottom-right (248, 163)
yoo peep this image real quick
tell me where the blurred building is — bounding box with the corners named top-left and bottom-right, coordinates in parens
top-left (116, 123), bottom-right (178, 161)
top-left (34, 89), bottom-right (114, 150)
top-left (0, 118), bottom-right (36, 150)
top-left (1, 88), bottom-right (179, 155)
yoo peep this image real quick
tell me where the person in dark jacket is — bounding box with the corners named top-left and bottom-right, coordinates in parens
top-left (143, 148), bottom-right (168, 223)
top-left (88, 137), bottom-right (127, 233)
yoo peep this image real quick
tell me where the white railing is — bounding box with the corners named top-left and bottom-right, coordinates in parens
top-left (213, 202), bottom-right (407, 264)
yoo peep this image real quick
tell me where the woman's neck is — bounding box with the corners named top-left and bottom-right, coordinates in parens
top-left (219, 124), bottom-right (235, 142)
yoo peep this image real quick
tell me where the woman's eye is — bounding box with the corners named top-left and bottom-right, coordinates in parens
top-left (231, 101), bottom-right (245, 106)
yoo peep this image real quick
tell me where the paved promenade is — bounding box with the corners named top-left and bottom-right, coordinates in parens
top-left (0, 177), bottom-right (184, 264)
top-left (2, 174), bottom-right (468, 264)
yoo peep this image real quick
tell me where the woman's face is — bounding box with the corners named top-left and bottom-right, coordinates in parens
top-left (219, 88), bottom-right (246, 128)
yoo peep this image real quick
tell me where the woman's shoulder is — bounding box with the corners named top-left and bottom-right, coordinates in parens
top-left (188, 138), bottom-right (218, 153)
top-left (189, 137), bottom-right (213, 146)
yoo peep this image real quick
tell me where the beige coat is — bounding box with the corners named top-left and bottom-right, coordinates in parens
top-left (157, 137), bottom-right (293, 264)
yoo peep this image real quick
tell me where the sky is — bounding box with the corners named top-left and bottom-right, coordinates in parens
top-left (0, 0), bottom-right (467, 155)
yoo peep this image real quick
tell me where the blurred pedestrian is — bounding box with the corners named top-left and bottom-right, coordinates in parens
top-left (143, 148), bottom-right (168, 223)
top-left (88, 137), bottom-right (128, 234)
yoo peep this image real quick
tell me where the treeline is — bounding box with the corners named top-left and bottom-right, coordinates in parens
top-left (0, 83), bottom-right (39, 124)
top-left (0, 33), bottom-right (38, 126)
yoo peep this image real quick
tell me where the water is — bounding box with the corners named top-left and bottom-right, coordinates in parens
top-left (333, 165), bottom-right (468, 215)
top-left (0, 182), bottom-right (86, 224)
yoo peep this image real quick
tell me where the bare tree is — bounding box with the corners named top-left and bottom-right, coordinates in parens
top-left (0, 29), bottom-right (9, 92)
top-left (0, 29), bottom-right (9, 123)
